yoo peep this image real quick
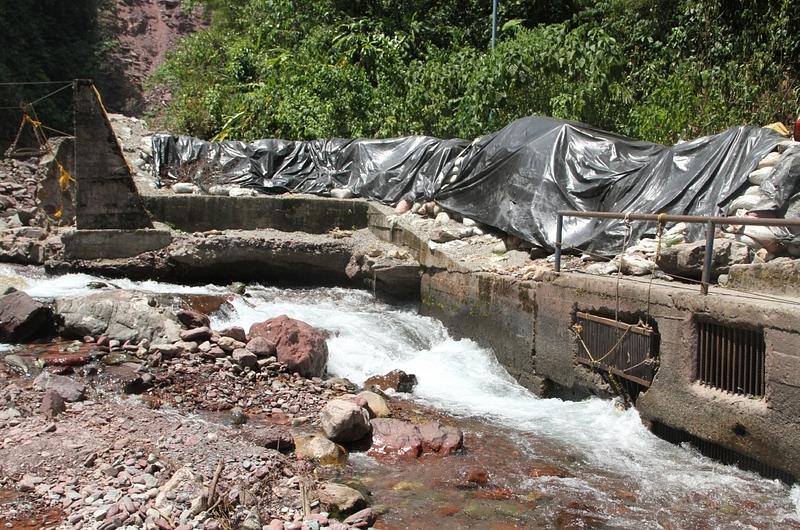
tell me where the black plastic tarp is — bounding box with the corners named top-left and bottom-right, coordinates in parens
top-left (152, 116), bottom-right (782, 253)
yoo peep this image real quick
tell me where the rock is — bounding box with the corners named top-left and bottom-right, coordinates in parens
top-left (239, 511), bottom-right (261, 530)
top-left (430, 226), bottom-right (474, 243)
top-left (229, 187), bottom-right (258, 197)
top-left (208, 185), bottom-right (229, 196)
top-left (249, 315), bottom-right (328, 378)
top-left (228, 282), bottom-right (247, 295)
top-left (658, 240), bottom-right (753, 280)
top-left (232, 348), bottom-right (258, 369)
top-left (418, 421), bottom-right (464, 456)
top-left (0, 290), bottom-right (54, 342)
top-left (394, 200), bottom-right (412, 214)
top-left (294, 434), bottom-right (347, 466)
top-left (33, 372), bottom-right (86, 402)
top-left (56, 291), bottom-right (181, 343)
top-left (216, 336), bottom-right (245, 352)
top-left (364, 370), bottom-right (417, 393)
top-left (321, 399), bottom-right (371, 443)
top-left (368, 418), bottom-right (463, 460)
top-left (229, 406), bottom-right (246, 425)
top-left (330, 188), bottom-right (354, 199)
top-left (17, 474), bottom-right (42, 492)
top-left (317, 483), bottom-right (366, 514)
top-left (176, 309), bottom-right (210, 329)
top-left (343, 508), bottom-right (377, 528)
top-left (434, 212), bottom-right (451, 226)
top-left (172, 182), bottom-right (197, 194)
top-left (151, 343), bottom-right (181, 358)
top-left (41, 388), bottom-right (66, 418)
top-left (174, 340), bottom-right (198, 353)
top-left (245, 336), bottom-right (276, 357)
top-left (758, 151), bottom-right (781, 168)
top-left (462, 217), bottom-right (477, 227)
top-left (179, 326), bottom-right (211, 342)
top-left (247, 425), bottom-right (294, 452)
top-left (154, 467), bottom-right (206, 516)
top-left (219, 326), bottom-right (247, 343)
top-left (354, 391), bottom-right (390, 418)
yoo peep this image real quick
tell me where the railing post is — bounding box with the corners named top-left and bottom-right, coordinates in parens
top-left (700, 220), bottom-right (715, 295)
top-left (554, 213), bottom-right (563, 272)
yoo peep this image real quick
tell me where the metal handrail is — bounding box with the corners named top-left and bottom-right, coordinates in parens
top-left (554, 210), bottom-right (800, 295)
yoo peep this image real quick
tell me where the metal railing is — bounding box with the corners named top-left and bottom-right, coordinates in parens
top-left (554, 210), bottom-right (800, 295)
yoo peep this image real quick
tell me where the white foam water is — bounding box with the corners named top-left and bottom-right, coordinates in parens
top-left (2, 266), bottom-right (798, 525)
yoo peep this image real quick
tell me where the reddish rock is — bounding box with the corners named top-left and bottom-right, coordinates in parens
top-left (33, 372), bottom-right (86, 402)
top-left (39, 352), bottom-right (91, 367)
top-left (41, 389), bottom-right (66, 418)
top-left (527, 464), bottom-right (573, 479)
top-left (343, 507), bottom-right (377, 528)
top-left (364, 370), bottom-right (417, 393)
top-left (436, 505), bottom-right (460, 517)
top-left (368, 418), bottom-right (463, 460)
top-left (0, 290), bottom-right (54, 342)
top-left (176, 309), bottom-right (210, 329)
top-left (248, 315), bottom-right (328, 378)
top-left (418, 421), bottom-right (463, 456)
top-left (179, 326), bottom-right (211, 342)
top-left (219, 326), bottom-right (247, 343)
top-left (465, 469), bottom-right (490, 486)
top-left (475, 488), bottom-right (513, 500)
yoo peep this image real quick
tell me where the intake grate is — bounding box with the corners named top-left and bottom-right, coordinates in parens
top-left (651, 422), bottom-right (794, 484)
top-left (574, 312), bottom-right (659, 387)
top-left (696, 321), bottom-right (765, 397)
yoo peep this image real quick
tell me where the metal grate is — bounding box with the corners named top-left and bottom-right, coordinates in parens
top-left (651, 422), bottom-right (794, 484)
top-left (574, 312), bottom-right (659, 387)
top-left (696, 321), bottom-right (765, 397)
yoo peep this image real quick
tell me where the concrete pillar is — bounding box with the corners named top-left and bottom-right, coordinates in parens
top-left (74, 80), bottom-right (152, 229)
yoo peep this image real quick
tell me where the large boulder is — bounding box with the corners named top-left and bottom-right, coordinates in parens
top-left (248, 315), bottom-right (328, 377)
top-left (368, 418), bottom-right (463, 460)
top-left (55, 291), bottom-right (181, 343)
top-left (0, 290), bottom-right (54, 342)
top-left (321, 399), bottom-right (371, 443)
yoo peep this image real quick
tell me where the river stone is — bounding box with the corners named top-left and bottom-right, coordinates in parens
top-left (219, 326), bottom-right (247, 343)
top-left (216, 336), bottom-right (245, 352)
top-left (245, 336), bottom-right (276, 357)
top-left (294, 434), bottom-right (347, 466)
top-left (41, 388), bottom-right (66, 418)
top-left (317, 483), bottom-right (366, 514)
top-left (321, 399), bottom-right (371, 443)
top-left (33, 372), bottom-right (86, 402)
top-left (180, 326), bottom-right (211, 342)
top-left (343, 508), bottom-right (377, 527)
top-left (353, 391), bottom-right (390, 418)
top-left (56, 291), bottom-right (181, 344)
top-left (154, 467), bottom-right (206, 516)
top-left (176, 309), bottom-right (210, 329)
top-left (364, 370), bottom-right (417, 393)
top-left (232, 348), bottom-right (258, 370)
top-left (249, 315), bottom-right (328, 378)
top-left (0, 290), bottom-right (54, 342)
top-left (368, 418), bottom-right (463, 460)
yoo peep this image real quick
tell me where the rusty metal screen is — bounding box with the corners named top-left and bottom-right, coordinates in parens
top-left (575, 312), bottom-right (658, 387)
top-left (696, 321), bottom-right (765, 397)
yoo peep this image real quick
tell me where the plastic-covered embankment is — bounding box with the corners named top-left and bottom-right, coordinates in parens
top-left (152, 117), bottom-right (782, 254)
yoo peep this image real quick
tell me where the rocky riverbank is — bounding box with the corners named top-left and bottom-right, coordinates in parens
top-left (0, 280), bottom-right (464, 530)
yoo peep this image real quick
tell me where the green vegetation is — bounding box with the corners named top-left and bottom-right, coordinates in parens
top-left (154, 0), bottom-right (799, 144)
top-left (0, 0), bottom-right (111, 144)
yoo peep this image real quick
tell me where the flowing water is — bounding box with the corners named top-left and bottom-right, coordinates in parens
top-left (2, 265), bottom-right (799, 528)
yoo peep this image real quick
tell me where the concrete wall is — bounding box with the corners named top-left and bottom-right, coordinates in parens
top-left (421, 267), bottom-right (800, 480)
top-left (142, 195), bottom-right (368, 233)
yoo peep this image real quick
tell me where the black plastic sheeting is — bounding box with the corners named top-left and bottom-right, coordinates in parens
top-left (152, 116), bottom-right (782, 253)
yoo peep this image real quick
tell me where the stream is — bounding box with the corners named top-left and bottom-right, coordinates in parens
top-left (2, 265), bottom-right (800, 529)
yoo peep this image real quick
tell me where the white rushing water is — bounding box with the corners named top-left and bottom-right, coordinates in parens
top-left (2, 265), bottom-right (798, 524)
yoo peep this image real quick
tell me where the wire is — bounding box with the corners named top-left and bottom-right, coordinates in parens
top-left (0, 81), bottom-right (74, 86)
top-left (26, 83), bottom-right (73, 107)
